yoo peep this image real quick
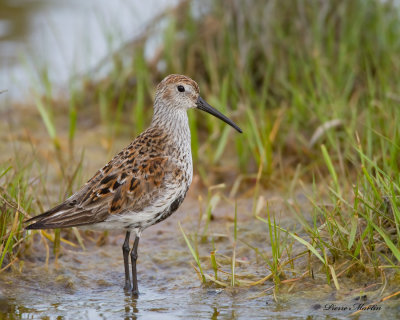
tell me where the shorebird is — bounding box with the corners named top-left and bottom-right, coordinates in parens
top-left (25, 74), bottom-right (242, 296)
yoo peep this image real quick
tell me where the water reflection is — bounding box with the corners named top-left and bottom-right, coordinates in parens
top-left (210, 307), bottom-right (219, 320)
top-left (0, 295), bottom-right (10, 316)
top-left (124, 293), bottom-right (139, 320)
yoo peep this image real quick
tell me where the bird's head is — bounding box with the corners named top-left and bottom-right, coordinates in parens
top-left (154, 74), bottom-right (242, 133)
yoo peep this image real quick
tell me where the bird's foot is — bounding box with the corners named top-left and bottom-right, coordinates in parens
top-left (131, 288), bottom-right (139, 297)
top-left (124, 281), bottom-right (132, 291)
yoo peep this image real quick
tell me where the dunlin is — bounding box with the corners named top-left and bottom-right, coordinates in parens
top-left (25, 74), bottom-right (242, 295)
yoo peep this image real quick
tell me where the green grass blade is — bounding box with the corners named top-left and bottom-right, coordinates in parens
top-left (34, 97), bottom-right (56, 140)
top-left (359, 212), bottom-right (400, 263)
top-left (179, 222), bottom-right (206, 283)
top-left (321, 144), bottom-right (341, 194)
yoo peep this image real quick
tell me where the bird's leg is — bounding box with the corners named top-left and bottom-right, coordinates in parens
top-left (122, 231), bottom-right (131, 291)
top-left (131, 236), bottom-right (140, 296)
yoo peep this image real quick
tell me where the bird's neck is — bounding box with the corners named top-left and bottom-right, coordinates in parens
top-left (150, 104), bottom-right (191, 147)
top-left (149, 102), bottom-right (193, 184)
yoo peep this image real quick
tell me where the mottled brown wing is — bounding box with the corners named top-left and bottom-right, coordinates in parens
top-left (25, 155), bottom-right (179, 229)
top-left (84, 156), bottom-right (172, 215)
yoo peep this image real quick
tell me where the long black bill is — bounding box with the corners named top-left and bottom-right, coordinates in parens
top-left (197, 96), bottom-right (242, 133)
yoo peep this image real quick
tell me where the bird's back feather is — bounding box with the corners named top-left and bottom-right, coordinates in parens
top-left (26, 126), bottom-right (188, 230)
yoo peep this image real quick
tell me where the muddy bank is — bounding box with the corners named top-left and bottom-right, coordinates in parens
top-left (1, 197), bottom-right (399, 319)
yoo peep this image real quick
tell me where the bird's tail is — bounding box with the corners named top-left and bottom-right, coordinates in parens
top-left (25, 202), bottom-right (67, 229)
top-left (25, 201), bottom-right (105, 230)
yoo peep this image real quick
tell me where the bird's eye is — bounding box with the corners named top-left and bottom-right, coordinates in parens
top-left (177, 85), bottom-right (185, 92)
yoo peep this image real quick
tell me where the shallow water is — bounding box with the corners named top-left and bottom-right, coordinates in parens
top-left (1, 199), bottom-right (399, 320)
